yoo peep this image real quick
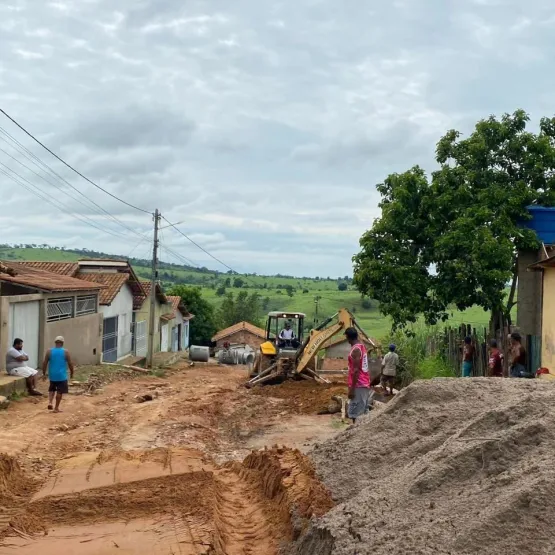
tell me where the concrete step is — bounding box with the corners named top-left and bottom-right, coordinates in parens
top-left (0, 375), bottom-right (27, 398)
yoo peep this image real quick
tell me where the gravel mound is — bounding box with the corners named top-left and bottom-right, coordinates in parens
top-left (291, 378), bottom-right (555, 555)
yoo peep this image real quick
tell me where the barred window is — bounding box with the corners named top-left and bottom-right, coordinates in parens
top-left (76, 295), bottom-right (97, 316)
top-left (47, 298), bottom-right (74, 322)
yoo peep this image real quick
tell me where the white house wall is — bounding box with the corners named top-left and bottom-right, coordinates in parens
top-left (101, 285), bottom-right (133, 360)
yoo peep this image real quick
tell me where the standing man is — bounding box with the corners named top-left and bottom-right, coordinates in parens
top-left (42, 336), bottom-right (74, 412)
top-left (509, 332), bottom-right (531, 378)
top-left (462, 337), bottom-right (474, 377)
top-left (381, 344), bottom-right (399, 396)
top-left (488, 339), bottom-right (504, 377)
top-left (345, 327), bottom-right (371, 424)
top-left (5, 338), bottom-right (42, 396)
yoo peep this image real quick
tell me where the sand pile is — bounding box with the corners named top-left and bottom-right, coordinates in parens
top-left (292, 378), bottom-right (555, 555)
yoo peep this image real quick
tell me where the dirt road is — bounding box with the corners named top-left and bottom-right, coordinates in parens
top-left (0, 362), bottom-right (346, 554)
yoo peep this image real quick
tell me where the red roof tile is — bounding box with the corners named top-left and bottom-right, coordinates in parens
top-left (0, 262), bottom-right (104, 293)
top-left (16, 261), bottom-right (79, 276)
top-left (212, 321), bottom-right (266, 342)
top-left (75, 272), bottom-right (129, 305)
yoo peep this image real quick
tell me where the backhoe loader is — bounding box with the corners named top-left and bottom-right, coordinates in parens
top-left (245, 308), bottom-right (377, 388)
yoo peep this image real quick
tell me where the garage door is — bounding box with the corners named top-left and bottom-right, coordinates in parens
top-left (161, 322), bottom-right (169, 352)
top-left (102, 316), bottom-right (118, 363)
top-left (10, 301), bottom-right (40, 369)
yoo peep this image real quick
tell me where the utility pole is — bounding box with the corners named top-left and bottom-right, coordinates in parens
top-left (147, 209), bottom-right (160, 368)
top-left (314, 295), bottom-right (320, 327)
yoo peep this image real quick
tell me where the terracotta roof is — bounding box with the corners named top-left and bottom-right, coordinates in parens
top-left (212, 321), bottom-right (266, 342)
top-left (139, 281), bottom-right (167, 305)
top-left (75, 272), bottom-right (129, 305)
top-left (0, 263), bottom-right (16, 276)
top-left (529, 253), bottom-right (555, 270)
top-left (15, 261), bottom-right (79, 276)
top-left (0, 262), bottom-right (104, 293)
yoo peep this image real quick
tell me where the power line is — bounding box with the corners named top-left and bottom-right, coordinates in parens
top-left (0, 126), bottom-right (151, 240)
top-left (161, 215), bottom-right (240, 274)
top-left (0, 108), bottom-right (152, 215)
top-left (0, 164), bottom-right (139, 244)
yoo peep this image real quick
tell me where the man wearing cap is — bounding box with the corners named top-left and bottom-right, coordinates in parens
top-left (345, 327), bottom-right (371, 423)
top-left (41, 336), bottom-right (74, 412)
top-left (381, 344), bottom-right (399, 396)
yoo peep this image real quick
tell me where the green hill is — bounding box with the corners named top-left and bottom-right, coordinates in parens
top-left (0, 245), bottom-right (496, 339)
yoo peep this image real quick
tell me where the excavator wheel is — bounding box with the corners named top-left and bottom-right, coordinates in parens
top-left (249, 353), bottom-right (272, 378)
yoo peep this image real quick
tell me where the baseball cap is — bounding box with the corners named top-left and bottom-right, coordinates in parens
top-left (55, 336), bottom-right (65, 343)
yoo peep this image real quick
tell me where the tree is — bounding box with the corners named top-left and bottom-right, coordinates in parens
top-left (284, 284), bottom-right (295, 298)
top-left (354, 110), bottom-right (555, 331)
top-left (224, 277), bottom-right (231, 287)
top-left (168, 285), bottom-right (217, 346)
top-left (216, 286), bottom-right (226, 297)
top-left (218, 291), bottom-right (262, 328)
top-left (233, 277), bottom-right (244, 288)
top-left (338, 282), bottom-right (348, 291)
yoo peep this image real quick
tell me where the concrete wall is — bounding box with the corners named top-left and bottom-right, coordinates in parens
top-left (134, 296), bottom-right (166, 354)
top-left (215, 330), bottom-right (265, 350)
top-left (0, 291), bottom-right (102, 369)
top-left (101, 284), bottom-right (133, 360)
top-left (541, 268), bottom-right (555, 371)
top-left (517, 248), bottom-right (544, 337)
top-left (45, 312), bottom-right (102, 366)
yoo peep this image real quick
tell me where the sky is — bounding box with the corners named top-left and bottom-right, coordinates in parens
top-left (1, 0), bottom-right (554, 278)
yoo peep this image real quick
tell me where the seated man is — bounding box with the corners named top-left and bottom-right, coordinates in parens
top-left (5, 338), bottom-right (42, 396)
top-left (278, 322), bottom-right (299, 348)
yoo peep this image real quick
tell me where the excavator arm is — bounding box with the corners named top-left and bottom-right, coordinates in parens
top-left (295, 308), bottom-right (377, 375)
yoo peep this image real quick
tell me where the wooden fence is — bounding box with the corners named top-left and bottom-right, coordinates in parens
top-left (430, 325), bottom-right (541, 378)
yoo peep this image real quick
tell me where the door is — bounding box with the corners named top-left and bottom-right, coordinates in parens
top-left (102, 316), bottom-right (118, 362)
top-left (10, 301), bottom-right (40, 368)
top-left (177, 324), bottom-right (182, 351)
top-left (182, 322), bottom-right (189, 350)
top-left (134, 320), bottom-right (147, 357)
top-left (172, 326), bottom-right (179, 352)
top-left (161, 322), bottom-right (169, 352)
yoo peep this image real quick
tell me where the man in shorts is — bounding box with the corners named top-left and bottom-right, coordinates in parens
top-left (41, 336), bottom-right (74, 412)
top-left (488, 339), bottom-right (504, 377)
top-left (345, 327), bottom-right (371, 423)
top-left (5, 338), bottom-right (42, 396)
top-left (381, 344), bottom-right (399, 396)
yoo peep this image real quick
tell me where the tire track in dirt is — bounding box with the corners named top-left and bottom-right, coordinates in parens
top-left (212, 468), bottom-right (280, 555)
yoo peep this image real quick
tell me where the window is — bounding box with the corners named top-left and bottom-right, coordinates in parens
top-left (76, 295), bottom-right (97, 316)
top-left (47, 298), bottom-right (74, 322)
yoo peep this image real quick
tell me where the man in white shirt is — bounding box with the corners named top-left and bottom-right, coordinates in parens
top-left (381, 344), bottom-right (399, 396)
top-left (5, 338), bottom-right (42, 396)
top-left (278, 322), bottom-right (296, 347)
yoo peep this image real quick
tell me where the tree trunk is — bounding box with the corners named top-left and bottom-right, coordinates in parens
top-left (505, 258), bottom-right (518, 327)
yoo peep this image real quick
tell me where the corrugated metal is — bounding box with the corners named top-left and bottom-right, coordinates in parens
top-left (525, 206), bottom-right (555, 245)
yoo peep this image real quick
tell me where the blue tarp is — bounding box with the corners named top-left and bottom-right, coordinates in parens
top-left (523, 206), bottom-right (555, 245)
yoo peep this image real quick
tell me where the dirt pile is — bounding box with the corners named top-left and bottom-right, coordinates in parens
top-left (251, 380), bottom-right (349, 414)
top-left (292, 378), bottom-right (555, 555)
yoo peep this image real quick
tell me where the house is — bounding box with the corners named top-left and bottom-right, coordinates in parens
top-left (517, 206), bottom-right (555, 336)
top-left (162, 296), bottom-right (193, 352)
top-left (135, 281), bottom-right (171, 354)
top-left (529, 254), bottom-right (555, 371)
top-left (0, 262), bottom-right (104, 368)
top-left (212, 321), bottom-right (266, 350)
top-left (19, 260), bottom-right (148, 362)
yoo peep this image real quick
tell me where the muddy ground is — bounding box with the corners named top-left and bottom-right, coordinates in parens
top-left (0, 362), bottom-right (351, 554)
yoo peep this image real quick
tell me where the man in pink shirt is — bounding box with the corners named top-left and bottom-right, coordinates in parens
top-left (345, 327), bottom-right (371, 423)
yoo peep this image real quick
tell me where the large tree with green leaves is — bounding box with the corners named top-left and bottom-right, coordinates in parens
top-left (353, 110), bottom-right (555, 330)
top-left (168, 285), bottom-right (217, 345)
top-left (218, 291), bottom-right (262, 329)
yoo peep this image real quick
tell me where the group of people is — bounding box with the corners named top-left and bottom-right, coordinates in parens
top-left (462, 332), bottom-right (530, 378)
top-left (5, 336), bottom-right (74, 412)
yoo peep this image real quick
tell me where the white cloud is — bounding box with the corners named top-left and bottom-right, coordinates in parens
top-left (1, 0), bottom-right (554, 277)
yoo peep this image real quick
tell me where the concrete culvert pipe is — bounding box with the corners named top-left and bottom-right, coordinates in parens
top-left (189, 346), bottom-right (210, 362)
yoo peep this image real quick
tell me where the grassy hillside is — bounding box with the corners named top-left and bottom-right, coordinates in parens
top-left (0, 246), bottom-right (497, 340)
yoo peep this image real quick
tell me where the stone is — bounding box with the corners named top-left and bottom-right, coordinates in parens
top-left (0, 396), bottom-right (10, 410)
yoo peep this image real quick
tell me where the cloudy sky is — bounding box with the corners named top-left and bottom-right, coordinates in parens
top-left (0, 0), bottom-right (553, 277)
